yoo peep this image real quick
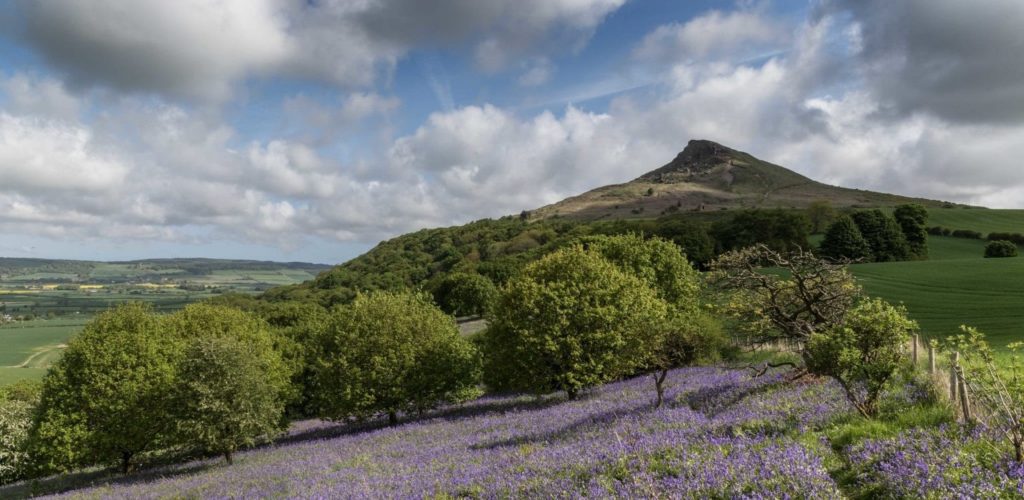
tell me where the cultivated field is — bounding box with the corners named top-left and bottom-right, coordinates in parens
top-left (0, 318), bottom-right (86, 386)
top-left (842, 208), bottom-right (1024, 350)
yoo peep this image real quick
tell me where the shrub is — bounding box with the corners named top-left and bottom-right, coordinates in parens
top-left (987, 232), bottom-right (1024, 245)
top-left (805, 298), bottom-right (917, 417)
top-left (0, 381), bottom-right (40, 484)
top-left (27, 303), bottom-right (179, 475)
top-left (951, 229), bottom-right (983, 239)
top-left (312, 291), bottom-right (481, 424)
top-left (984, 240), bottom-right (1019, 258)
top-left (481, 245), bottom-right (668, 399)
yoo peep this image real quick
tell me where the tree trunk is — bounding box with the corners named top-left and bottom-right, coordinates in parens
top-left (388, 411), bottom-right (398, 426)
top-left (224, 451), bottom-right (233, 465)
top-left (1015, 436), bottom-right (1023, 463)
top-left (121, 452), bottom-right (133, 475)
top-left (566, 388), bottom-right (578, 400)
top-left (654, 369), bottom-right (668, 408)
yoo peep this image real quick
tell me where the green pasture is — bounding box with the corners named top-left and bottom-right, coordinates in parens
top-left (0, 318), bottom-right (86, 386)
top-left (851, 238), bottom-right (1023, 349)
top-left (927, 208), bottom-right (1024, 234)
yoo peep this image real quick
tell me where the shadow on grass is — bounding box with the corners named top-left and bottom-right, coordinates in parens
top-left (0, 459), bottom-right (223, 500)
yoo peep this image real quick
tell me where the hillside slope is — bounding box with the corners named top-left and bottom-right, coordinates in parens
top-left (531, 140), bottom-right (954, 221)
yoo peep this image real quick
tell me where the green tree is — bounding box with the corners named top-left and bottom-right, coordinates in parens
top-left (819, 215), bottom-right (872, 262)
top-left (581, 233), bottom-right (702, 310)
top-left (430, 272), bottom-right (498, 317)
top-left (985, 240), bottom-right (1019, 258)
top-left (851, 210), bottom-right (911, 262)
top-left (648, 312), bottom-right (726, 407)
top-left (805, 298), bottom-right (917, 417)
top-left (28, 303), bottom-right (178, 474)
top-left (807, 200), bottom-right (836, 234)
top-left (481, 245), bottom-right (668, 399)
top-left (893, 204), bottom-right (929, 259)
top-left (173, 335), bottom-right (289, 464)
top-left (312, 291), bottom-right (480, 425)
top-left (712, 210), bottom-right (811, 254)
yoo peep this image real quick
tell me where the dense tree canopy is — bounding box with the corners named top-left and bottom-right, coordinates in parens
top-left (311, 291), bottom-right (480, 424)
top-left (28, 303), bottom-right (179, 474)
top-left (819, 215), bottom-right (872, 262)
top-left (481, 245), bottom-right (668, 399)
top-left (985, 240), bottom-right (1019, 258)
top-left (893, 204), bottom-right (929, 259)
top-left (850, 210), bottom-right (912, 262)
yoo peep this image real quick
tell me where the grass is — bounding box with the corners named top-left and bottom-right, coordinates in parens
top-left (849, 238), bottom-right (1024, 349)
top-left (927, 208), bottom-right (1024, 235)
top-left (0, 318), bottom-right (85, 386)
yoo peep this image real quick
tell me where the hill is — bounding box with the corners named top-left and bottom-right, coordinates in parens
top-left (0, 257), bottom-right (329, 284)
top-left (531, 140), bottom-right (955, 221)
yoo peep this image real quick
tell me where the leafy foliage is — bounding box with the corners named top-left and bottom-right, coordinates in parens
top-left (429, 272), bottom-right (497, 317)
top-left (0, 381), bottom-right (40, 484)
top-left (819, 215), bottom-right (872, 262)
top-left (805, 299), bottom-right (917, 417)
top-left (27, 303), bottom-right (179, 474)
top-left (945, 326), bottom-right (1024, 461)
top-left (711, 245), bottom-right (862, 348)
top-left (712, 210), bottom-right (811, 254)
top-left (581, 233), bottom-right (702, 309)
top-left (851, 210), bottom-right (912, 262)
top-left (481, 245), bottom-right (668, 399)
top-left (893, 204), bottom-right (929, 259)
top-left (311, 291), bottom-right (480, 423)
top-left (648, 312), bottom-right (726, 407)
top-left (173, 335), bottom-right (288, 464)
top-left (985, 240), bottom-right (1019, 258)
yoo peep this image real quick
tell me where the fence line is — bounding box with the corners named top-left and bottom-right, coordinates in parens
top-left (907, 334), bottom-right (980, 424)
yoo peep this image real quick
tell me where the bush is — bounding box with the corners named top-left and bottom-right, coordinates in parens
top-left (805, 298), bottom-right (918, 417)
top-left (481, 245), bottom-right (668, 399)
top-left (951, 229), bottom-right (983, 239)
top-left (312, 291), bottom-right (481, 424)
top-left (0, 381), bottom-right (40, 484)
top-left (984, 240), bottom-right (1019, 258)
top-left (987, 232), bottom-right (1024, 245)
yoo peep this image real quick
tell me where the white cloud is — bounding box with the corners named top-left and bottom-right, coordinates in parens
top-left (11, 0), bottom-right (626, 102)
top-left (634, 8), bottom-right (788, 64)
top-left (0, 73), bottom-right (81, 120)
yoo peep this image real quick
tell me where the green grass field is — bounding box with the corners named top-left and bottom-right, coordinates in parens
top-left (0, 318), bottom-right (86, 386)
top-left (927, 208), bottom-right (1024, 234)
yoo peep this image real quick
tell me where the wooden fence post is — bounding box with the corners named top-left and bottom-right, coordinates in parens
top-left (912, 334), bottom-right (920, 366)
top-left (950, 352), bottom-right (960, 403)
top-left (929, 345), bottom-right (936, 375)
top-left (958, 370), bottom-right (973, 422)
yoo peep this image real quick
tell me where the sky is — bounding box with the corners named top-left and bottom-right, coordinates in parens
top-left (1, 0), bottom-right (1023, 265)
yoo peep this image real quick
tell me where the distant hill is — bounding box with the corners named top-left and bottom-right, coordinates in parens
top-left (531, 140), bottom-right (958, 221)
top-left (264, 139), bottom-right (979, 306)
top-left (0, 257), bottom-right (330, 284)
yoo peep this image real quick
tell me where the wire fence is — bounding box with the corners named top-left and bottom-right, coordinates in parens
top-left (907, 334), bottom-right (977, 422)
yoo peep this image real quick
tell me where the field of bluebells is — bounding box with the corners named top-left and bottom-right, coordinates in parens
top-left (8, 366), bottom-right (1024, 499)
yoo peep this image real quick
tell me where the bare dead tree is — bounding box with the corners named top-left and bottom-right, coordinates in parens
top-left (710, 244), bottom-right (862, 358)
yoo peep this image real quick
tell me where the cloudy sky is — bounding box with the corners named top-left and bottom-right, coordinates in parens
top-left (1, 0), bottom-right (1022, 264)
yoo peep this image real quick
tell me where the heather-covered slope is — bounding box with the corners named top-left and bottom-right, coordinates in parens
top-left (531, 140), bottom-right (952, 221)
